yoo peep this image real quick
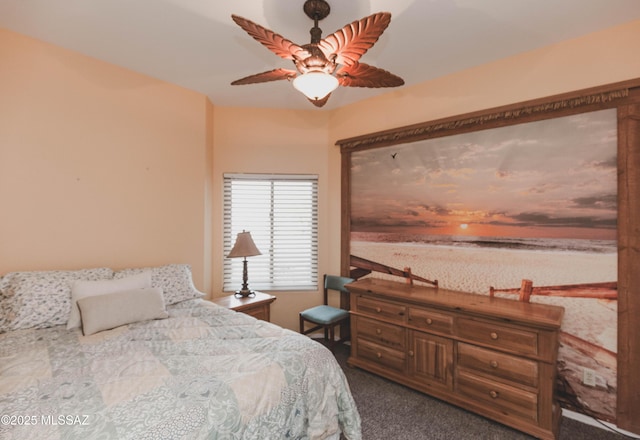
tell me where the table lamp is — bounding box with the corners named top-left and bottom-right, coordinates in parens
top-left (227, 230), bottom-right (261, 297)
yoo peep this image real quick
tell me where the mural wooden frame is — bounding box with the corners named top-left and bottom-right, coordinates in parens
top-left (337, 78), bottom-right (640, 432)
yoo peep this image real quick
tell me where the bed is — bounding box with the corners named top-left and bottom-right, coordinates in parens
top-left (0, 264), bottom-right (361, 440)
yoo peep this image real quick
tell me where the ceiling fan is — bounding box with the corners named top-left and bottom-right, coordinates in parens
top-left (230, 0), bottom-right (404, 108)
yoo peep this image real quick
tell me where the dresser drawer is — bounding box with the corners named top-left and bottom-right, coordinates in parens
top-left (457, 343), bottom-right (538, 388)
top-left (408, 307), bottom-right (453, 335)
top-left (355, 295), bottom-right (407, 323)
top-left (456, 318), bottom-right (538, 356)
top-left (357, 338), bottom-right (406, 373)
top-left (456, 369), bottom-right (538, 422)
top-left (355, 316), bottom-right (405, 349)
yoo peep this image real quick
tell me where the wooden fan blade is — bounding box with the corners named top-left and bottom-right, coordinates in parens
top-left (336, 62), bottom-right (404, 88)
top-left (231, 14), bottom-right (311, 61)
top-left (317, 12), bottom-right (391, 66)
top-left (231, 68), bottom-right (297, 85)
top-left (308, 93), bottom-right (331, 107)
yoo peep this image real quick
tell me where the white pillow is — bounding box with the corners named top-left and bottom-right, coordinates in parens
top-left (77, 287), bottom-right (168, 336)
top-left (67, 271), bottom-right (151, 329)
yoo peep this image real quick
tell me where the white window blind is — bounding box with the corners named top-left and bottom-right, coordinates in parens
top-left (223, 174), bottom-right (318, 291)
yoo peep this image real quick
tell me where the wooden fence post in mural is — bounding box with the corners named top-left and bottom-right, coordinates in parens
top-left (404, 267), bottom-right (413, 285)
top-left (519, 279), bottom-right (533, 303)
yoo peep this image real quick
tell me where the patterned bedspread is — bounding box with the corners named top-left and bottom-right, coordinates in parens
top-left (0, 299), bottom-right (361, 440)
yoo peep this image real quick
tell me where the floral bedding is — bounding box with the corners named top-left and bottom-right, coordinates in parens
top-left (0, 299), bottom-right (361, 440)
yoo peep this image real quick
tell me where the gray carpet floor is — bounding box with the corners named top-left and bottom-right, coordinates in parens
top-left (329, 342), bottom-right (628, 440)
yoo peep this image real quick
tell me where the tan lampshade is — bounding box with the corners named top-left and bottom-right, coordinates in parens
top-left (227, 231), bottom-right (261, 258)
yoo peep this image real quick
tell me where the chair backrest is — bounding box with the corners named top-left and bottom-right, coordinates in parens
top-left (323, 274), bottom-right (355, 306)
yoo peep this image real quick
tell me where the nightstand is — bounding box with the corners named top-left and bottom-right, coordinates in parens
top-left (212, 292), bottom-right (276, 322)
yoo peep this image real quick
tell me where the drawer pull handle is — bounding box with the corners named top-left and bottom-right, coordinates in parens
top-left (489, 390), bottom-right (499, 399)
top-left (490, 332), bottom-right (499, 340)
top-left (408, 350), bottom-right (414, 357)
top-left (426, 318), bottom-right (433, 325)
top-left (490, 361), bottom-right (499, 369)
top-left (376, 328), bottom-right (382, 335)
top-left (375, 307), bottom-right (382, 313)
top-left (376, 352), bottom-right (382, 358)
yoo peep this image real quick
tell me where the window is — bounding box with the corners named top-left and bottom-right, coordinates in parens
top-left (223, 174), bottom-right (318, 291)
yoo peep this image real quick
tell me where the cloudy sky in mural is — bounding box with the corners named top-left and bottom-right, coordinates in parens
top-left (351, 109), bottom-right (617, 240)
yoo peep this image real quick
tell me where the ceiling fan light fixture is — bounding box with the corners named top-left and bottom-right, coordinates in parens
top-left (231, 1), bottom-right (403, 107)
top-left (292, 71), bottom-right (339, 101)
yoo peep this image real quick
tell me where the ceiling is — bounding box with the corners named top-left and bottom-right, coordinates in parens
top-left (2, 0), bottom-right (640, 111)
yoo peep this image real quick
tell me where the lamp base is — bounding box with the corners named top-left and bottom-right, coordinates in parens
top-left (234, 289), bottom-right (256, 298)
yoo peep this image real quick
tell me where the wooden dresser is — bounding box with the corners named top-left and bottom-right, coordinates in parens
top-left (346, 278), bottom-right (564, 440)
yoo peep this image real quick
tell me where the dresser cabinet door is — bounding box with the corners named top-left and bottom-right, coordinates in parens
top-left (409, 331), bottom-right (454, 390)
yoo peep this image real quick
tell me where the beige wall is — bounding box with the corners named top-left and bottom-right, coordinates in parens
top-left (0, 29), bottom-right (212, 291)
top-left (2, 19), bottom-right (640, 330)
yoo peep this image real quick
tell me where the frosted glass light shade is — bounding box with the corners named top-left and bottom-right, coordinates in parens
top-left (292, 72), bottom-right (339, 100)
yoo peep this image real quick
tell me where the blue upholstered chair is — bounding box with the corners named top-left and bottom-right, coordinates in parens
top-left (299, 274), bottom-right (354, 350)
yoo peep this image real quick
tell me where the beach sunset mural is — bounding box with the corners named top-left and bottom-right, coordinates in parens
top-left (351, 108), bottom-right (617, 242)
top-left (350, 108), bottom-right (618, 420)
